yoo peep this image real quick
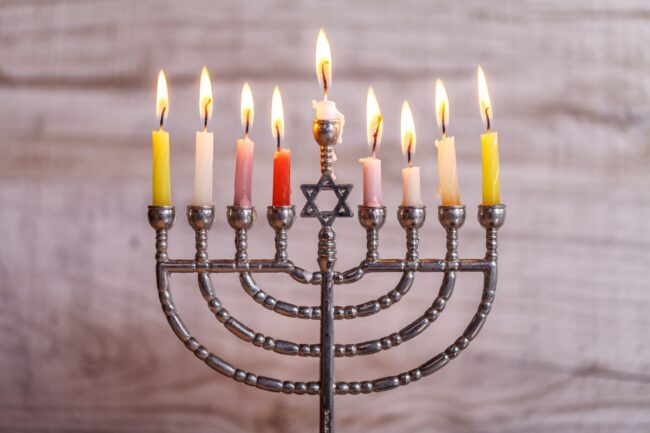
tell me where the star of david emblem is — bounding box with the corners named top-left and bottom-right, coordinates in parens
top-left (300, 174), bottom-right (353, 226)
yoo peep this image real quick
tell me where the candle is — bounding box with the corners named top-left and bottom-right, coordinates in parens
top-left (193, 66), bottom-right (214, 206)
top-left (359, 86), bottom-right (383, 207)
top-left (234, 82), bottom-right (255, 207)
top-left (152, 69), bottom-right (171, 206)
top-left (400, 101), bottom-right (422, 206)
top-left (313, 28), bottom-right (344, 138)
top-left (434, 79), bottom-right (461, 206)
top-left (271, 86), bottom-right (291, 206)
top-left (478, 66), bottom-right (501, 205)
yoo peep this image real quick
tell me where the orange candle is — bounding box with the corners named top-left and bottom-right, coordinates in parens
top-left (271, 86), bottom-right (291, 206)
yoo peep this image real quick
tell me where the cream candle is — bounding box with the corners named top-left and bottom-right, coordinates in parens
top-left (359, 87), bottom-right (383, 207)
top-left (434, 79), bottom-right (461, 206)
top-left (400, 101), bottom-right (422, 206)
top-left (478, 66), bottom-right (501, 205)
top-left (313, 28), bottom-right (344, 141)
top-left (234, 83), bottom-right (255, 207)
top-left (152, 69), bottom-right (171, 206)
top-left (193, 67), bottom-right (214, 206)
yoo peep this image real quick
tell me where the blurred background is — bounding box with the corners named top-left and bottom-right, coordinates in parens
top-left (1, 0), bottom-right (650, 432)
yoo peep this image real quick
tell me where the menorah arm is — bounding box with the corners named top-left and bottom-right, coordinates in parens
top-left (214, 270), bottom-right (454, 356)
top-left (238, 270), bottom-right (414, 320)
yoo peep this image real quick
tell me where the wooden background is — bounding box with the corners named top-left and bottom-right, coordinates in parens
top-left (1, 0), bottom-right (649, 432)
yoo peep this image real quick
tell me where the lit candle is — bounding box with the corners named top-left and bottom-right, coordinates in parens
top-left (434, 79), bottom-right (461, 206)
top-left (478, 66), bottom-right (501, 205)
top-left (152, 69), bottom-right (171, 206)
top-left (359, 86), bottom-right (383, 207)
top-left (193, 67), bottom-right (214, 206)
top-left (400, 101), bottom-right (422, 206)
top-left (313, 28), bottom-right (344, 137)
top-left (234, 82), bottom-right (255, 207)
top-left (271, 86), bottom-right (291, 206)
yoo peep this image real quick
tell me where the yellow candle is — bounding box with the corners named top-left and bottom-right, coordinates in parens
top-left (434, 79), bottom-right (461, 206)
top-left (152, 70), bottom-right (171, 206)
top-left (478, 66), bottom-right (501, 205)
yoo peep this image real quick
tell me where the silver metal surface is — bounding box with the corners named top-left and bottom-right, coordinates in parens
top-left (267, 205), bottom-right (296, 262)
top-left (148, 124), bottom-right (506, 433)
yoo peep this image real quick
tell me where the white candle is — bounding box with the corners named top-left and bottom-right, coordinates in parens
top-left (313, 29), bottom-right (345, 141)
top-left (401, 166), bottom-right (422, 206)
top-left (400, 101), bottom-right (422, 206)
top-left (193, 130), bottom-right (213, 205)
top-left (193, 67), bottom-right (214, 206)
top-left (435, 79), bottom-right (461, 206)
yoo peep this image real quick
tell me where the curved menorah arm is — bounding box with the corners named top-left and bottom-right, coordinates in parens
top-left (199, 270), bottom-right (453, 357)
top-left (238, 271), bottom-right (414, 320)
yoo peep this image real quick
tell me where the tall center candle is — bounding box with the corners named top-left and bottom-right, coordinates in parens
top-left (359, 87), bottom-right (383, 207)
top-left (193, 67), bottom-right (214, 206)
top-left (313, 29), bottom-right (345, 129)
top-left (434, 79), bottom-right (461, 206)
top-left (234, 83), bottom-right (255, 207)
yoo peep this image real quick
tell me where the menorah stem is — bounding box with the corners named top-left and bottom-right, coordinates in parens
top-left (316, 226), bottom-right (336, 433)
top-left (485, 228), bottom-right (497, 262)
top-left (235, 228), bottom-right (248, 262)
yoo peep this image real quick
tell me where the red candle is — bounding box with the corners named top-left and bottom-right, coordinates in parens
top-left (271, 86), bottom-right (291, 206)
top-left (273, 149), bottom-right (291, 205)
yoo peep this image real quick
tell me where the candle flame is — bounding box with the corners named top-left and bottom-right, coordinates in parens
top-left (478, 65), bottom-right (493, 129)
top-left (156, 69), bottom-right (169, 127)
top-left (271, 86), bottom-right (284, 145)
top-left (366, 86), bottom-right (383, 154)
top-left (400, 100), bottom-right (416, 164)
top-left (241, 82), bottom-right (254, 134)
top-left (315, 28), bottom-right (332, 97)
top-left (435, 79), bottom-right (449, 134)
top-left (199, 66), bottom-right (213, 124)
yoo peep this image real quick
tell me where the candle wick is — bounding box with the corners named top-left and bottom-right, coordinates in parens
top-left (441, 108), bottom-right (446, 138)
top-left (407, 137), bottom-right (413, 168)
top-left (160, 106), bottom-right (166, 129)
top-left (371, 116), bottom-right (382, 158)
top-left (245, 112), bottom-right (250, 138)
top-left (203, 99), bottom-right (211, 130)
top-left (321, 61), bottom-right (329, 99)
top-left (485, 107), bottom-right (491, 131)
top-left (276, 124), bottom-right (281, 151)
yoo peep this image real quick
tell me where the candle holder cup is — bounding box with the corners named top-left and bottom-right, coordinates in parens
top-left (148, 119), bottom-right (505, 433)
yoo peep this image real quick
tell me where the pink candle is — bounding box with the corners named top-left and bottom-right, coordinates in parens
top-left (361, 86), bottom-right (383, 207)
top-left (234, 83), bottom-right (255, 207)
top-left (234, 137), bottom-right (254, 206)
top-left (360, 157), bottom-right (382, 207)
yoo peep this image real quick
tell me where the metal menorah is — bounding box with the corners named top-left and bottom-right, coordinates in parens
top-left (148, 119), bottom-right (506, 433)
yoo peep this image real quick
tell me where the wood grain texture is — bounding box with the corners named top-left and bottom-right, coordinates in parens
top-left (1, 0), bottom-right (649, 432)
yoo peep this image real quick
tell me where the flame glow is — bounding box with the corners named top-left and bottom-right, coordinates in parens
top-left (271, 86), bottom-right (284, 143)
top-left (156, 69), bottom-right (169, 125)
top-left (315, 28), bottom-right (332, 95)
top-left (435, 79), bottom-right (449, 132)
top-left (366, 86), bottom-right (383, 152)
top-left (400, 100), bottom-right (416, 159)
top-left (478, 65), bottom-right (492, 127)
top-left (240, 82), bottom-right (254, 129)
top-left (199, 66), bottom-right (213, 121)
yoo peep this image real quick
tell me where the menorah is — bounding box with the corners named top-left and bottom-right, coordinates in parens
top-left (148, 118), bottom-right (506, 433)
